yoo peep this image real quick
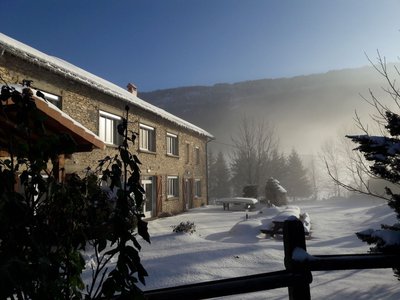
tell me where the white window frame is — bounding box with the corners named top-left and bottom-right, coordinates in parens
top-left (99, 110), bottom-right (122, 145)
top-left (41, 91), bottom-right (62, 108)
top-left (194, 179), bottom-right (201, 197)
top-left (139, 123), bottom-right (156, 152)
top-left (166, 132), bottom-right (179, 156)
top-left (167, 176), bottom-right (179, 198)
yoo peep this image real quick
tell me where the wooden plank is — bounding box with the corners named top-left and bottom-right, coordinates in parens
top-left (143, 270), bottom-right (311, 300)
top-left (283, 219), bottom-right (311, 300)
top-left (306, 253), bottom-right (400, 271)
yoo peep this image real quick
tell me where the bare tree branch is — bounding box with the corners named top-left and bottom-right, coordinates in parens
top-left (325, 159), bottom-right (390, 201)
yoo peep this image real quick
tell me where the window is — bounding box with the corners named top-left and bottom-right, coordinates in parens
top-left (167, 176), bottom-right (179, 198)
top-left (166, 133), bottom-right (179, 156)
top-left (195, 147), bottom-right (200, 165)
top-left (139, 124), bottom-right (156, 152)
top-left (99, 110), bottom-right (122, 145)
top-left (185, 143), bottom-right (190, 164)
top-left (41, 91), bottom-right (62, 109)
top-left (194, 179), bottom-right (202, 197)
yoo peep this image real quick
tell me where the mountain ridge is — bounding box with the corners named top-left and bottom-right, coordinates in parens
top-left (139, 65), bottom-right (393, 155)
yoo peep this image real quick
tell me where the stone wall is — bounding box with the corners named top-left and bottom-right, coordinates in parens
top-left (0, 51), bottom-right (210, 216)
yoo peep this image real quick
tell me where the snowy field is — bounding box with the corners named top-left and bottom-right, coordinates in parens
top-left (132, 196), bottom-right (400, 299)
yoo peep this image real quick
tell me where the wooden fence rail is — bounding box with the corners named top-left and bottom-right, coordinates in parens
top-left (305, 253), bottom-right (400, 271)
top-left (143, 270), bottom-right (312, 300)
top-left (142, 218), bottom-right (399, 300)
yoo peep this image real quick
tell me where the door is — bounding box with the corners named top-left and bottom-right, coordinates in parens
top-left (142, 177), bottom-right (156, 218)
top-left (183, 178), bottom-right (193, 210)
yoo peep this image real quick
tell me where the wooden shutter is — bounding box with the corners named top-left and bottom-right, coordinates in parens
top-left (182, 177), bottom-right (187, 211)
top-left (156, 175), bottom-right (163, 215)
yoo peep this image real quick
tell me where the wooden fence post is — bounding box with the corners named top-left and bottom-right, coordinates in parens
top-left (283, 218), bottom-right (312, 300)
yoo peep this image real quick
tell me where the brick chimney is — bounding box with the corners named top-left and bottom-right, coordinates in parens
top-left (127, 83), bottom-right (137, 96)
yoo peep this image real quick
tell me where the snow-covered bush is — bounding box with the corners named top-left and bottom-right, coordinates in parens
top-left (265, 177), bottom-right (288, 206)
top-left (172, 221), bottom-right (197, 234)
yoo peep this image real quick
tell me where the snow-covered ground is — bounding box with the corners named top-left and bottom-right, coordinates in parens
top-left (134, 196), bottom-right (400, 299)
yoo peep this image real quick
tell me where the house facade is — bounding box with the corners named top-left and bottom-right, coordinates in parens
top-left (0, 33), bottom-right (213, 217)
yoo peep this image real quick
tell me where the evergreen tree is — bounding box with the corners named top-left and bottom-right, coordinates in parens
top-left (343, 54), bottom-right (400, 279)
top-left (267, 149), bottom-right (288, 182)
top-left (283, 149), bottom-right (312, 200)
top-left (308, 157), bottom-right (319, 200)
top-left (209, 151), bottom-right (231, 199)
top-left (348, 110), bottom-right (400, 279)
top-left (208, 150), bottom-right (216, 196)
top-left (348, 119), bottom-right (400, 253)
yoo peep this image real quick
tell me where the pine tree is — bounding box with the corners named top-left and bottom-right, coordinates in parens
top-left (267, 149), bottom-right (288, 182)
top-left (283, 149), bottom-right (312, 200)
top-left (348, 113), bottom-right (400, 277)
top-left (208, 150), bottom-right (217, 197)
top-left (308, 157), bottom-right (319, 200)
top-left (348, 118), bottom-right (400, 232)
top-left (209, 151), bottom-right (231, 199)
top-left (344, 54), bottom-right (400, 279)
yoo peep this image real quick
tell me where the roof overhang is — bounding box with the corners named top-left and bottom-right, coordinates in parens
top-left (0, 86), bottom-right (105, 156)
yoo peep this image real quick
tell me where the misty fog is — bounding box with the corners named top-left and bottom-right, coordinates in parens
top-left (142, 65), bottom-right (393, 158)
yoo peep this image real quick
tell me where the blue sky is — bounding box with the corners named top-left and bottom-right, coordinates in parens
top-left (2, 0), bottom-right (400, 92)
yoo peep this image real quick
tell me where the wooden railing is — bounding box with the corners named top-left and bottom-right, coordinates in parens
top-left (142, 219), bottom-right (400, 300)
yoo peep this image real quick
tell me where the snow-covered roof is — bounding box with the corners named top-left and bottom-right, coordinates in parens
top-left (0, 33), bottom-right (213, 139)
top-left (1, 84), bottom-right (105, 153)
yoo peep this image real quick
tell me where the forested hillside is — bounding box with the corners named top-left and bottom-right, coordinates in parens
top-left (140, 65), bottom-right (390, 155)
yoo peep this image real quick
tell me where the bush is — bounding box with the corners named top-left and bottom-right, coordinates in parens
top-left (172, 221), bottom-right (196, 234)
top-left (243, 185), bottom-right (258, 198)
top-left (0, 86), bottom-right (149, 299)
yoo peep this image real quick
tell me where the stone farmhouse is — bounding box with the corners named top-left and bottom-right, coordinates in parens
top-left (0, 33), bottom-right (214, 218)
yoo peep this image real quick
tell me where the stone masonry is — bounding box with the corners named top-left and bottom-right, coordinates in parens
top-left (0, 49), bottom-right (211, 216)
